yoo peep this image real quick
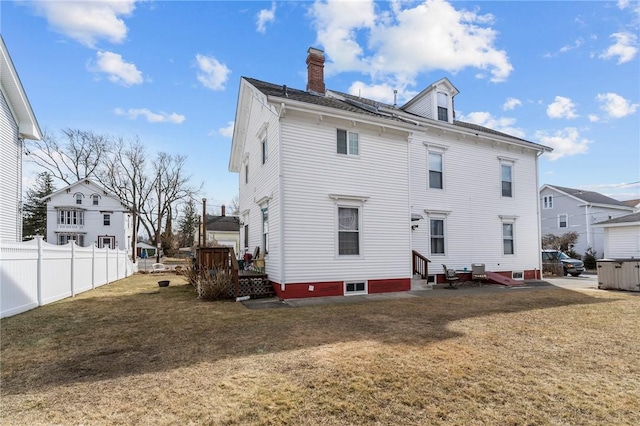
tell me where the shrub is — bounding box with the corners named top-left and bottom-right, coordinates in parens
top-left (583, 247), bottom-right (597, 270)
top-left (188, 266), bottom-right (233, 301)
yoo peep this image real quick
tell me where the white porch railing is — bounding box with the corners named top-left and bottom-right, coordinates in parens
top-left (0, 236), bottom-right (137, 318)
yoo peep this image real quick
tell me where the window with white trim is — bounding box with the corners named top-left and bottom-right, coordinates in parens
top-left (503, 221), bottom-right (515, 255)
top-left (558, 214), bottom-right (568, 228)
top-left (92, 194), bottom-right (99, 205)
top-left (58, 210), bottom-right (84, 225)
top-left (245, 163), bottom-right (249, 184)
top-left (58, 234), bottom-right (84, 246)
top-left (437, 92), bottom-right (449, 122)
top-left (501, 162), bottom-right (513, 198)
top-left (344, 281), bottom-right (367, 295)
top-left (430, 218), bottom-right (446, 255)
top-left (75, 193), bottom-right (83, 205)
top-left (338, 206), bottom-right (360, 255)
top-left (261, 137), bottom-right (268, 164)
top-left (428, 151), bottom-right (444, 189)
top-left (103, 214), bottom-right (111, 226)
top-left (543, 195), bottom-right (553, 209)
top-left (337, 129), bottom-right (358, 156)
top-left (262, 204), bottom-right (269, 254)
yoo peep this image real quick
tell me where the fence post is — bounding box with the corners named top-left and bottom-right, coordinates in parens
top-left (92, 244), bottom-right (96, 289)
top-left (106, 246), bottom-right (109, 284)
top-left (36, 236), bottom-right (43, 306)
top-left (117, 248), bottom-right (120, 279)
top-left (70, 241), bottom-right (76, 297)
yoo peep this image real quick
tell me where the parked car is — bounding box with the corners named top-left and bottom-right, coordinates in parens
top-left (542, 249), bottom-right (585, 276)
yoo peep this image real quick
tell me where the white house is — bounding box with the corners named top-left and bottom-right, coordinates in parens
top-left (594, 212), bottom-right (640, 259)
top-left (205, 205), bottom-right (240, 255)
top-left (41, 179), bottom-right (133, 255)
top-left (0, 35), bottom-right (42, 242)
top-left (539, 184), bottom-right (634, 258)
top-left (229, 47), bottom-right (552, 299)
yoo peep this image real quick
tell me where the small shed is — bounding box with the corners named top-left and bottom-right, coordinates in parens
top-left (136, 242), bottom-right (157, 258)
top-left (593, 212), bottom-right (640, 258)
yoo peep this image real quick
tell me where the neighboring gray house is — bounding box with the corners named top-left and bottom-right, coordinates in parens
top-left (622, 199), bottom-right (640, 212)
top-left (540, 184), bottom-right (634, 257)
top-left (1, 35), bottom-right (42, 242)
top-left (594, 212), bottom-right (640, 258)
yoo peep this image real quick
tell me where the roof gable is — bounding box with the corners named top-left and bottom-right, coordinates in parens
top-left (400, 77), bottom-right (459, 113)
top-left (41, 179), bottom-right (127, 207)
top-left (542, 184), bottom-right (632, 208)
top-left (0, 36), bottom-right (42, 141)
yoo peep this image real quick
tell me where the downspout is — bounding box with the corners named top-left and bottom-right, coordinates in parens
top-left (278, 103), bottom-right (286, 291)
top-left (585, 204), bottom-right (591, 250)
top-left (407, 133), bottom-right (413, 277)
top-left (535, 150), bottom-right (544, 279)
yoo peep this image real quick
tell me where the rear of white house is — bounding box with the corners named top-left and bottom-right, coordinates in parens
top-left (229, 48), bottom-right (551, 299)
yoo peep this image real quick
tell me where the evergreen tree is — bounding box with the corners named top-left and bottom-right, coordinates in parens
top-left (22, 172), bottom-right (55, 240)
top-left (177, 199), bottom-right (198, 247)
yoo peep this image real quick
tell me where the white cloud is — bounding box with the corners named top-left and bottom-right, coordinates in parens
top-left (218, 121), bottom-right (235, 138)
top-left (588, 114), bottom-right (600, 122)
top-left (89, 51), bottom-right (143, 86)
top-left (559, 38), bottom-right (584, 53)
top-left (256, 2), bottom-right (276, 34)
top-left (310, 0), bottom-right (513, 83)
top-left (459, 111), bottom-right (526, 139)
top-left (536, 127), bottom-right (592, 161)
top-left (547, 96), bottom-right (579, 119)
top-left (599, 32), bottom-right (638, 64)
top-left (195, 54), bottom-right (230, 91)
top-left (114, 108), bottom-right (185, 124)
top-left (502, 97), bottom-right (522, 111)
top-left (596, 92), bottom-right (639, 118)
top-left (27, 0), bottom-right (137, 48)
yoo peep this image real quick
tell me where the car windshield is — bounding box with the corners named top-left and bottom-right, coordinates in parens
top-left (557, 252), bottom-right (571, 260)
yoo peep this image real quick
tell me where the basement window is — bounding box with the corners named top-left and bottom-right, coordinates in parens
top-left (344, 281), bottom-right (367, 295)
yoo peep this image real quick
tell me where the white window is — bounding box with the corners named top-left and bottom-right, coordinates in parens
top-left (262, 137), bottom-right (268, 164)
top-left (92, 194), bottom-right (99, 205)
top-left (428, 151), bottom-right (444, 189)
top-left (437, 92), bottom-right (449, 122)
top-left (430, 218), bottom-right (446, 255)
top-left (262, 205), bottom-right (269, 254)
top-left (503, 222), bottom-right (515, 255)
top-left (103, 214), bottom-right (111, 226)
top-left (501, 162), bottom-right (513, 198)
top-left (543, 195), bottom-right (553, 209)
top-left (338, 206), bottom-right (360, 255)
top-left (58, 210), bottom-right (84, 225)
top-left (245, 163), bottom-right (249, 184)
top-left (75, 193), bottom-right (83, 205)
top-left (344, 281), bottom-right (367, 295)
top-left (337, 129), bottom-right (359, 156)
top-left (58, 234), bottom-right (84, 246)
top-left (558, 214), bottom-right (568, 228)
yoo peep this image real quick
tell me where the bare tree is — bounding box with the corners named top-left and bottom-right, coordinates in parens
top-left (25, 129), bottom-right (112, 185)
top-left (229, 195), bottom-right (240, 216)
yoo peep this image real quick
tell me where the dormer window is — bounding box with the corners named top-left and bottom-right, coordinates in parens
top-left (75, 193), bottom-right (83, 205)
top-left (437, 92), bottom-right (449, 122)
top-left (92, 194), bottom-right (99, 206)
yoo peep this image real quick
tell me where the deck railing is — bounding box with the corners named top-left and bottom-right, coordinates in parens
top-left (412, 250), bottom-right (430, 279)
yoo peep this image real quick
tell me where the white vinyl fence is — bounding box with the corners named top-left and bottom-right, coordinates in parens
top-left (1, 237), bottom-right (136, 318)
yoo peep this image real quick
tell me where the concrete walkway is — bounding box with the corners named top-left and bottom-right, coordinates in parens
top-left (242, 274), bottom-right (602, 309)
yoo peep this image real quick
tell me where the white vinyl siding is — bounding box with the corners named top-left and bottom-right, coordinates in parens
top-left (603, 225), bottom-right (640, 258)
top-left (0, 90), bottom-right (21, 242)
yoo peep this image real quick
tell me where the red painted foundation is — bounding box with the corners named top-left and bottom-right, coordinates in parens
top-left (270, 277), bottom-right (411, 299)
top-left (435, 269), bottom-right (541, 283)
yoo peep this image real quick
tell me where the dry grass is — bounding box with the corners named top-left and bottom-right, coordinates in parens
top-left (1, 274), bottom-right (639, 425)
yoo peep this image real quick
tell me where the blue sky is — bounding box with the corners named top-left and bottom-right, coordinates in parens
top-left (3, 0), bottom-right (639, 210)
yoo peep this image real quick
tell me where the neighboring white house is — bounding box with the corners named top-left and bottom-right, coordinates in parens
top-left (41, 179), bottom-right (133, 256)
top-left (594, 212), bottom-right (640, 259)
top-left (0, 35), bottom-right (43, 242)
top-left (229, 47), bottom-right (552, 299)
top-left (205, 206), bottom-right (240, 255)
top-left (539, 184), bottom-right (634, 258)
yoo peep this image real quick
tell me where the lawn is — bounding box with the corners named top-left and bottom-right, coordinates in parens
top-left (1, 274), bottom-right (639, 425)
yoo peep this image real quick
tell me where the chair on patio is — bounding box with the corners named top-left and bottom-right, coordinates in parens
top-left (151, 263), bottom-right (166, 273)
top-left (471, 263), bottom-right (487, 286)
top-left (442, 264), bottom-right (460, 289)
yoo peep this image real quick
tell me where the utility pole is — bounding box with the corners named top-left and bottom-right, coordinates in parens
top-left (201, 198), bottom-right (207, 246)
top-left (156, 170), bottom-right (161, 263)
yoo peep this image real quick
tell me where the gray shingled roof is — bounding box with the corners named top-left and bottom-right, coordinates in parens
top-left (245, 77), bottom-right (539, 146)
top-left (595, 212), bottom-right (640, 225)
top-left (547, 185), bottom-right (630, 207)
top-left (622, 198), bottom-right (640, 208)
top-left (206, 215), bottom-right (240, 232)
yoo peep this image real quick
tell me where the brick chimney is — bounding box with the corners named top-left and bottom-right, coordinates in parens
top-left (221, 205), bottom-right (226, 217)
top-left (306, 47), bottom-right (325, 94)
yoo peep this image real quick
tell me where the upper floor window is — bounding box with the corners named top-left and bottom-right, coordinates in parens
top-left (337, 129), bottom-right (359, 156)
top-left (338, 206), bottom-right (360, 255)
top-left (58, 210), bottom-right (84, 225)
top-left (245, 163), bottom-right (249, 184)
top-left (262, 138), bottom-right (268, 164)
top-left (92, 194), bottom-right (99, 206)
top-left (437, 92), bottom-right (449, 122)
top-left (75, 193), bottom-right (83, 205)
top-left (428, 151), bottom-right (444, 189)
top-left (430, 218), bottom-right (446, 255)
top-left (543, 195), bottom-right (553, 209)
top-left (501, 162), bottom-right (513, 198)
top-left (104, 214), bottom-right (111, 226)
top-left (558, 214), bottom-right (568, 228)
